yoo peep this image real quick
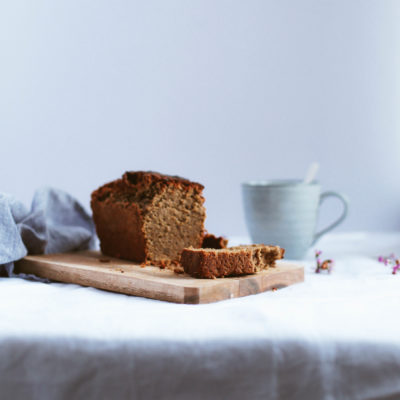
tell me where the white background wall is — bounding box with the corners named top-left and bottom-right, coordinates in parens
top-left (1, 1), bottom-right (399, 237)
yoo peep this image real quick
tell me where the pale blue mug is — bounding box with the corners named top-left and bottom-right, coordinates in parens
top-left (242, 180), bottom-right (349, 259)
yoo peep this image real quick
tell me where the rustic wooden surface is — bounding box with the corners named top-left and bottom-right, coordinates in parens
top-left (15, 251), bottom-right (305, 304)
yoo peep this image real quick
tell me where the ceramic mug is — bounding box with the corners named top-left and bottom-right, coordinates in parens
top-left (242, 180), bottom-right (349, 259)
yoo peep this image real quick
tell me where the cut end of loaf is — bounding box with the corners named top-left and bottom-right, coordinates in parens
top-left (144, 185), bottom-right (205, 264)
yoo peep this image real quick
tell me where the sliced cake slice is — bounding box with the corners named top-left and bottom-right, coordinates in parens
top-left (180, 244), bottom-right (285, 279)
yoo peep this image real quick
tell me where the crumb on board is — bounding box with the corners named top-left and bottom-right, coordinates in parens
top-left (174, 266), bottom-right (184, 274)
top-left (108, 267), bottom-right (125, 273)
top-left (99, 258), bottom-right (110, 263)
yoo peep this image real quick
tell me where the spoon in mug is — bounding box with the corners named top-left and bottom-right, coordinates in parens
top-left (304, 162), bottom-right (319, 184)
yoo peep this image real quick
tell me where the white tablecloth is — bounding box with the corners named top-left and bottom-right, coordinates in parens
top-left (1, 232), bottom-right (400, 400)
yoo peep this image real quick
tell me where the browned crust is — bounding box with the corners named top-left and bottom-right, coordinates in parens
top-left (201, 233), bottom-right (228, 249)
top-left (91, 199), bottom-right (147, 262)
top-left (180, 245), bottom-right (285, 279)
top-left (123, 171), bottom-right (204, 191)
top-left (91, 171), bottom-right (204, 206)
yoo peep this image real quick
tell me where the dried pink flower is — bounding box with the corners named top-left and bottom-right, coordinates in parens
top-left (378, 254), bottom-right (400, 275)
top-left (314, 249), bottom-right (334, 274)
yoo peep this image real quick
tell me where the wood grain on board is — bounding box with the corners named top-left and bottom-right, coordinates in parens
top-left (15, 251), bottom-right (304, 304)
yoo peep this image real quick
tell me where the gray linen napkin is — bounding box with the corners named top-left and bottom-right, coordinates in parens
top-left (0, 187), bottom-right (95, 279)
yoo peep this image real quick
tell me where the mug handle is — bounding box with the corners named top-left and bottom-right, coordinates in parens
top-left (312, 191), bottom-right (349, 245)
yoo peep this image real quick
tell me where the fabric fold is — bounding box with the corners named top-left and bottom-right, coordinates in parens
top-left (0, 188), bottom-right (95, 278)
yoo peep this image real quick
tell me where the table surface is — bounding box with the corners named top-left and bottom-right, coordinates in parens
top-left (1, 232), bottom-right (400, 400)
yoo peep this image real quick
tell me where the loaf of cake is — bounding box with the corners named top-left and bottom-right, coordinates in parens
top-left (91, 171), bottom-right (206, 266)
top-left (180, 245), bottom-right (285, 278)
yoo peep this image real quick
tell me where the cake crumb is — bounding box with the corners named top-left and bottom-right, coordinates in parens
top-left (174, 266), bottom-right (184, 274)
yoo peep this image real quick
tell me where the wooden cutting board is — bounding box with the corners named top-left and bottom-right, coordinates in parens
top-left (14, 251), bottom-right (304, 304)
